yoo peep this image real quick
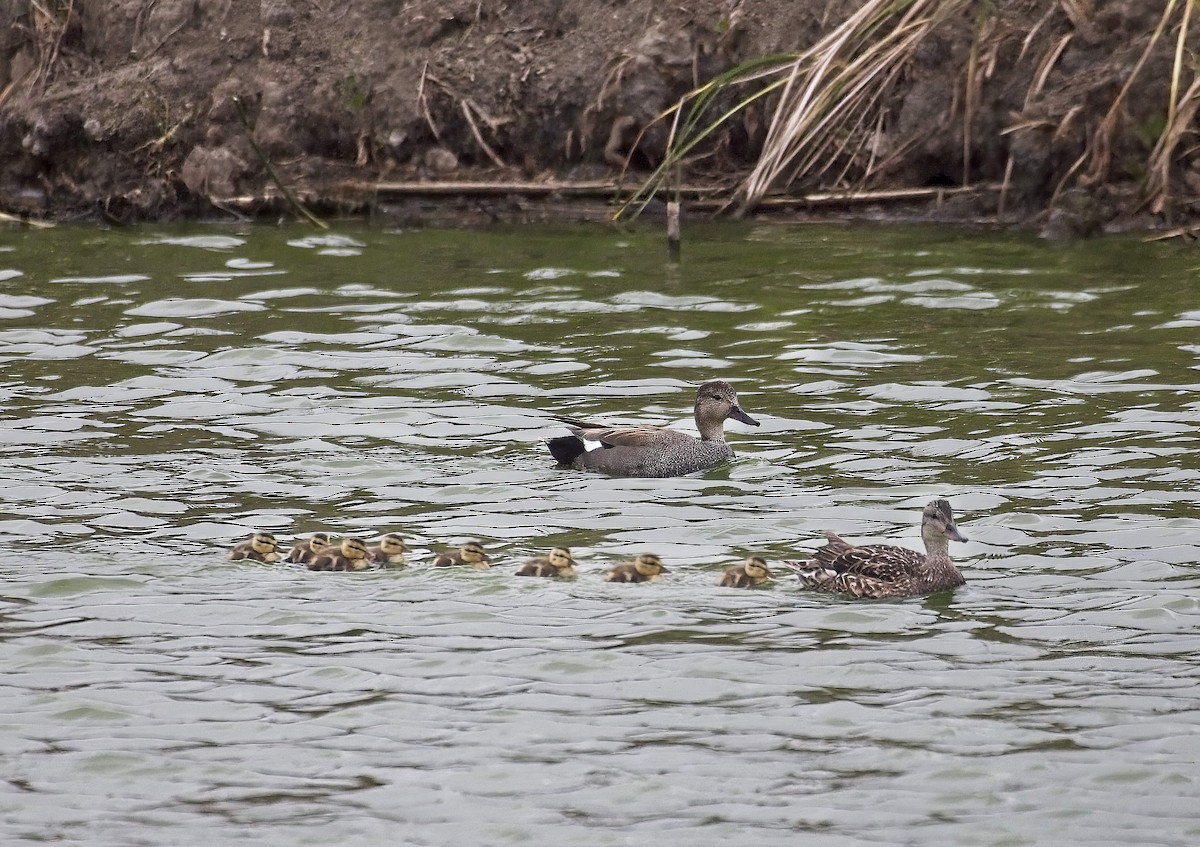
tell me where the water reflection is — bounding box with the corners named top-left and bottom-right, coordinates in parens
top-left (0, 223), bottom-right (1198, 846)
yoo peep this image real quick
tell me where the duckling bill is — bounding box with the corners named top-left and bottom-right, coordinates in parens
top-left (547, 380), bottom-right (758, 477)
top-left (782, 499), bottom-right (967, 599)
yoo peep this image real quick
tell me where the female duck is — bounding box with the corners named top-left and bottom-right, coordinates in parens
top-left (369, 533), bottom-right (408, 567)
top-left (285, 532), bottom-right (330, 565)
top-left (308, 537), bottom-right (371, 572)
top-left (546, 380), bottom-right (759, 477)
top-left (783, 499), bottom-right (968, 599)
top-left (515, 546), bottom-right (577, 578)
top-left (718, 556), bottom-right (773, 588)
top-left (604, 553), bottom-right (669, 583)
top-left (432, 542), bottom-right (492, 569)
top-left (228, 532), bottom-right (281, 563)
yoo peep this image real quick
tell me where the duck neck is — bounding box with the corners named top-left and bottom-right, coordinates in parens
top-left (921, 534), bottom-right (953, 567)
top-left (695, 416), bottom-right (726, 442)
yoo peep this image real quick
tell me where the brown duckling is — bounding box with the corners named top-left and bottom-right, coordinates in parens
top-left (308, 537), bottom-right (371, 572)
top-left (284, 532), bottom-right (331, 565)
top-left (432, 541), bottom-right (491, 570)
top-left (369, 533), bottom-right (408, 567)
top-left (515, 546), bottom-right (577, 578)
top-left (228, 532), bottom-right (281, 563)
top-left (718, 556), bottom-right (773, 588)
top-left (604, 553), bottom-right (669, 583)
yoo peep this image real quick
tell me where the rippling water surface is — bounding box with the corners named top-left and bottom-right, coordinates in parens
top-left (1, 222), bottom-right (1198, 845)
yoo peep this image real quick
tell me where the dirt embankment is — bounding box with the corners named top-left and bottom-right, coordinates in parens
top-left (0, 1), bottom-right (1194, 234)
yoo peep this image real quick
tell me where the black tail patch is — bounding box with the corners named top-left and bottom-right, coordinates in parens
top-left (547, 435), bottom-right (586, 466)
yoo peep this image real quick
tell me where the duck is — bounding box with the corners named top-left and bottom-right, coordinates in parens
top-left (228, 532), bottom-right (281, 563)
top-left (781, 499), bottom-right (968, 599)
top-left (369, 533), bottom-right (408, 567)
top-left (432, 541), bottom-right (492, 569)
top-left (515, 546), bottom-right (577, 578)
top-left (284, 532), bottom-right (331, 565)
top-left (718, 556), bottom-right (773, 588)
top-left (308, 537), bottom-right (371, 572)
top-left (604, 553), bottom-right (669, 583)
top-left (546, 380), bottom-right (759, 477)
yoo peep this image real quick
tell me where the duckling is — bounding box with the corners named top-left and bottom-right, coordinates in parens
top-left (604, 553), bottom-right (669, 583)
top-left (718, 556), bottom-right (773, 588)
top-left (781, 499), bottom-right (968, 599)
top-left (284, 532), bottom-right (331, 565)
top-left (515, 546), bottom-right (577, 578)
top-left (228, 532), bottom-right (280, 563)
top-left (369, 533), bottom-right (408, 567)
top-left (432, 541), bottom-right (491, 570)
top-left (308, 537), bottom-right (371, 572)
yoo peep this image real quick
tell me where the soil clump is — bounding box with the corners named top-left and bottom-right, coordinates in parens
top-left (0, 1), bottom-right (1193, 234)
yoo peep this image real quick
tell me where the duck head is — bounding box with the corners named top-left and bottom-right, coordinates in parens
top-left (921, 499), bottom-right (968, 544)
top-left (695, 380), bottom-right (758, 428)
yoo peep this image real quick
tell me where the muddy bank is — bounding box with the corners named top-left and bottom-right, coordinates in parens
top-left (0, 1), bottom-right (1195, 234)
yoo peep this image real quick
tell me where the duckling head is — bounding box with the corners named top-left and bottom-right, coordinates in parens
top-left (309, 533), bottom-right (331, 554)
top-left (378, 533), bottom-right (407, 555)
top-left (633, 553), bottom-right (666, 576)
top-left (341, 537), bottom-right (370, 561)
top-left (460, 541), bottom-right (489, 565)
top-left (250, 532), bottom-right (278, 556)
top-left (547, 546), bottom-right (574, 568)
top-left (744, 556), bottom-right (772, 580)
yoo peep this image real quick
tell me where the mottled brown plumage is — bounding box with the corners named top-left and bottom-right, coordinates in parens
top-left (604, 553), bottom-right (669, 583)
top-left (515, 546), bottom-right (577, 578)
top-left (308, 537), bottom-right (371, 572)
top-left (718, 556), bottom-right (773, 588)
top-left (783, 499), bottom-right (968, 599)
top-left (432, 541), bottom-right (491, 569)
top-left (228, 532), bottom-right (280, 563)
top-left (285, 532), bottom-right (330, 565)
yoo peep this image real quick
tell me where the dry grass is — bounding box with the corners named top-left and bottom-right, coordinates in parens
top-left (620, 0), bottom-right (972, 218)
top-left (1145, 0), bottom-right (1198, 215)
top-left (27, 0), bottom-right (74, 90)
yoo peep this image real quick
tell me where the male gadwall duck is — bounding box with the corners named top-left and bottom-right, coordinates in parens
top-left (284, 532), bottom-right (331, 565)
top-left (515, 546), bottom-right (578, 578)
top-left (718, 556), bottom-right (773, 588)
top-left (308, 537), bottom-right (371, 571)
top-left (228, 532), bottom-right (281, 563)
top-left (782, 499), bottom-right (968, 599)
top-left (369, 533), bottom-right (408, 567)
top-left (546, 380), bottom-right (759, 477)
top-left (432, 541), bottom-right (492, 569)
top-left (604, 553), bottom-right (669, 583)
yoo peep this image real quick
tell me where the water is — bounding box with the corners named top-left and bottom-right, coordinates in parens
top-left (1, 222), bottom-right (1197, 846)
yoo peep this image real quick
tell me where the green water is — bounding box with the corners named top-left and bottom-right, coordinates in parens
top-left (0, 221), bottom-right (1197, 846)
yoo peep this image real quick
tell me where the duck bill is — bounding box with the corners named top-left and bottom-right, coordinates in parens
top-left (946, 525), bottom-right (968, 543)
top-left (728, 406), bottom-right (759, 427)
